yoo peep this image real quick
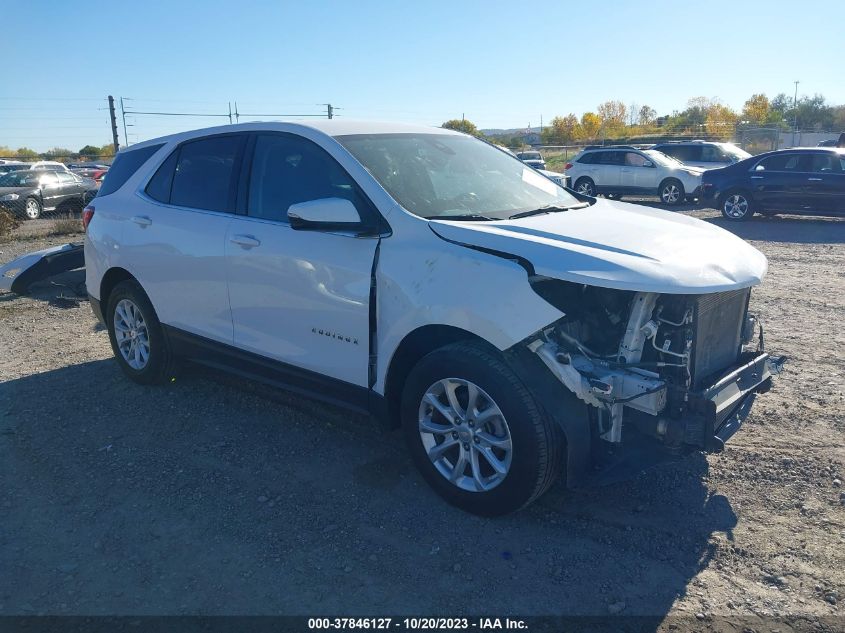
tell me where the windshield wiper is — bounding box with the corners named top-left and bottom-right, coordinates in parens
top-left (427, 213), bottom-right (494, 221)
top-left (508, 203), bottom-right (588, 219)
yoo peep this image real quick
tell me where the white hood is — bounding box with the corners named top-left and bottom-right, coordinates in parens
top-left (430, 200), bottom-right (767, 294)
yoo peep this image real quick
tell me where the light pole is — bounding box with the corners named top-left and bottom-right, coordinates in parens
top-left (791, 80), bottom-right (799, 146)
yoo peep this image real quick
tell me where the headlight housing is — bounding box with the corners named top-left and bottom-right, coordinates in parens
top-left (0, 193), bottom-right (20, 201)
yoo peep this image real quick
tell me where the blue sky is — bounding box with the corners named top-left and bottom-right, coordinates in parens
top-left (3, 0), bottom-right (844, 151)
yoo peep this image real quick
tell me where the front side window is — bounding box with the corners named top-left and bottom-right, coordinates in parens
top-left (624, 152), bottom-right (650, 167)
top-left (57, 172), bottom-right (74, 183)
top-left (169, 135), bottom-right (244, 212)
top-left (701, 145), bottom-right (727, 162)
top-left (754, 154), bottom-right (804, 171)
top-left (247, 134), bottom-right (365, 223)
top-left (337, 133), bottom-right (579, 220)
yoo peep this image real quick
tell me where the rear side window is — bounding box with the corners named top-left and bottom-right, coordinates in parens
top-left (98, 144), bottom-right (163, 197)
top-left (169, 135), bottom-right (245, 212)
top-left (577, 153), bottom-right (595, 164)
top-left (810, 153), bottom-right (843, 173)
top-left (145, 150), bottom-right (179, 203)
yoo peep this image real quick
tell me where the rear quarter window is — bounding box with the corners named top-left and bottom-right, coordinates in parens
top-left (98, 144), bottom-right (164, 197)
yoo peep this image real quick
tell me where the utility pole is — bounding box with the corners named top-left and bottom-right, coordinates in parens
top-left (107, 95), bottom-right (120, 153)
top-left (228, 102), bottom-right (233, 124)
top-left (120, 97), bottom-right (129, 147)
top-left (792, 80), bottom-right (799, 147)
top-left (234, 102), bottom-right (240, 123)
top-left (327, 103), bottom-right (333, 119)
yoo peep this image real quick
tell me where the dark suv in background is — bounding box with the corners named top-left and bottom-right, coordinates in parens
top-left (0, 169), bottom-right (97, 220)
top-left (701, 148), bottom-right (845, 220)
top-left (652, 141), bottom-right (751, 170)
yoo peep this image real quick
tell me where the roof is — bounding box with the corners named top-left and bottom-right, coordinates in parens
top-left (127, 120), bottom-right (461, 151)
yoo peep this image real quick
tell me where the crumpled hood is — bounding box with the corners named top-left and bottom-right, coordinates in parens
top-left (429, 199), bottom-right (767, 294)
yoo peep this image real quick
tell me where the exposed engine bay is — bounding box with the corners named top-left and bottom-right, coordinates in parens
top-left (526, 277), bottom-right (784, 452)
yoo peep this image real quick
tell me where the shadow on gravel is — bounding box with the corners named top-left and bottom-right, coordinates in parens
top-left (702, 214), bottom-right (845, 244)
top-left (1, 359), bottom-right (736, 623)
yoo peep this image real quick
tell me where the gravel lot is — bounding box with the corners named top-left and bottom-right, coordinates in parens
top-left (0, 209), bottom-right (843, 625)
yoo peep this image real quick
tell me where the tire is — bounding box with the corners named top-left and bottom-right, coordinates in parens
top-left (719, 190), bottom-right (755, 221)
top-left (659, 179), bottom-right (685, 206)
top-left (574, 177), bottom-right (596, 197)
top-left (401, 341), bottom-right (564, 516)
top-left (106, 280), bottom-right (175, 385)
top-left (24, 197), bottom-right (41, 220)
top-left (605, 193), bottom-right (623, 201)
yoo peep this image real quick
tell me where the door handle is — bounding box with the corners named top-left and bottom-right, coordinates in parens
top-left (230, 235), bottom-right (261, 248)
top-left (131, 215), bottom-right (152, 227)
top-left (807, 177), bottom-right (822, 181)
top-left (750, 176), bottom-right (763, 179)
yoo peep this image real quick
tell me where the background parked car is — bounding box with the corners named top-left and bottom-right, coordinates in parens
top-left (28, 160), bottom-right (70, 172)
top-left (0, 169), bottom-right (97, 219)
top-left (650, 141), bottom-right (751, 170)
top-left (565, 145), bottom-right (703, 205)
top-left (515, 150), bottom-right (546, 170)
top-left (701, 147), bottom-right (845, 220)
top-left (69, 163), bottom-right (109, 183)
top-left (0, 161), bottom-right (31, 175)
top-left (537, 169), bottom-right (570, 188)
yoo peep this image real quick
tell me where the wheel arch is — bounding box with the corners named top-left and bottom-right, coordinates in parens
top-left (100, 267), bottom-right (137, 313)
top-left (383, 324), bottom-right (495, 429)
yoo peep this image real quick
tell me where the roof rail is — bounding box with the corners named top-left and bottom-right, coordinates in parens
top-left (583, 144), bottom-right (637, 150)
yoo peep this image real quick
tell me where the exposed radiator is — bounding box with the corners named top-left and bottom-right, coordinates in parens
top-left (692, 289), bottom-right (750, 388)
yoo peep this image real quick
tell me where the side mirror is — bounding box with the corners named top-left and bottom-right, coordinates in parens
top-left (287, 197), bottom-right (362, 231)
top-left (643, 160), bottom-right (654, 168)
top-left (754, 164), bottom-right (765, 171)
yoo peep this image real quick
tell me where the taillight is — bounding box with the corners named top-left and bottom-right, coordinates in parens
top-left (82, 205), bottom-right (95, 231)
top-left (564, 162), bottom-right (573, 170)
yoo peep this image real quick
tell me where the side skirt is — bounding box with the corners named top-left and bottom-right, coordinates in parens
top-left (163, 326), bottom-right (386, 421)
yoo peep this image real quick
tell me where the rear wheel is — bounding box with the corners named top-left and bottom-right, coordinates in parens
top-left (401, 341), bottom-right (564, 516)
top-left (106, 280), bottom-right (175, 384)
top-left (659, 179), bottom-right (685, 206)
top-left (720, 191), bottom-right (755, 221)
top-left (574, 178), bottom-right (596, 197)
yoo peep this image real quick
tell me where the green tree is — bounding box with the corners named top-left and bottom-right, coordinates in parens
top-left (441, 118), bottom-right (480, 136)
top-left (14, 147), bottom-right (38, 159)
top-left (79, 145), bottom-right (102, 158)
top-left (43, 147), bottom-right (75, 160)
top-left (99, 143), bottom-right (116, 158)
top-left (580, 112), bottom-right (601, 140)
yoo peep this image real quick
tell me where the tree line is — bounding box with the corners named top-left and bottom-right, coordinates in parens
top-left (0, 144), bottom-right (115, 161)
top-left (444, 93), bottom-right (845, 146)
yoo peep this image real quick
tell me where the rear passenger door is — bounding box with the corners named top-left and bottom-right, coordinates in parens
top-left (225, 132), bottom-right (381, 389)
top-left (121, 133), bottom-right (247, 344)
top-left (805, 153), bottom-right (845, 213)
top-left (594, 151), bottom-right (622, 190)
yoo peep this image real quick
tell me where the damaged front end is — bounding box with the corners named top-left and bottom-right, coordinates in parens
top-left (524, 278), bottom-right (785, 461)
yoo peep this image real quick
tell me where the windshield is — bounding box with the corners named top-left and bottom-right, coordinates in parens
top-left (337, 133), bottom-right (578, 220)
top-left (0, 172), bottom-right (38, 187)
top-left (721, 144), bottom-right (752, 161)
top-left (644, 149), bottom-right (684, 166)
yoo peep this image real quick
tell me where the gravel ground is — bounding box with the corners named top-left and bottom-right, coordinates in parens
top-left (0, 210), bottom-right (843, 624)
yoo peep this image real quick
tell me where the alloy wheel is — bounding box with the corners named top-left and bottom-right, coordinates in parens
top-left (661, 183), bottom-right (681, 204)
top-left (417, 378), bottom-right (513, 492)
top-left (724, 194), bottom-right (749, 219)
top-left (25, 199), bottom-right (40, 219)
top-left (113, 299), bottom-right (151, 370)
top-left (576, 181), bottom-right (594, 196)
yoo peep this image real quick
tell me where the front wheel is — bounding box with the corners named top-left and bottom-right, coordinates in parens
top-left (720, 191), bottom-right (755, 221)
top-left (24, 197), bottom-right (41, 220)
top-left (659, 179), bottom-right (685, 206)
top-left (401, 341), bottom-right (563, 516)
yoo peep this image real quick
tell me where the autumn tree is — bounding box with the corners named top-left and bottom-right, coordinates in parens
top-left (638, 105), bottom-right (657, 126)
top-left (543, 114), bottom-right (581, 144)
top-left (442, 118), bottom-right (480, 136)
top-left (705, 103), bottom-right (738, 139)
top-left (742, 94), bottom-right (770, 125)
top-left (597, 100), bottom-right (627, 131)
top-left (580, 112), bottom-right (601, 140)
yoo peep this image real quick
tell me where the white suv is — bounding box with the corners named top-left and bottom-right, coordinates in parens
top-left (84, 121), bottom-right (781, 515)
top-left (566, 146), bottom-right (704, 205)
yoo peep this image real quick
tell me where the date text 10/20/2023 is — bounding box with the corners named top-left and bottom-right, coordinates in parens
top-left (307, 618), bottom-right (528, 630)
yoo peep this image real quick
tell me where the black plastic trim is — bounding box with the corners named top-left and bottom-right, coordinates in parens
top-left (162, 325), bottom-right (384, 419)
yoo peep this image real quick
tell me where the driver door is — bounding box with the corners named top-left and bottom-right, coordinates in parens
top-left (225, 133), bottom-right (382, 388)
